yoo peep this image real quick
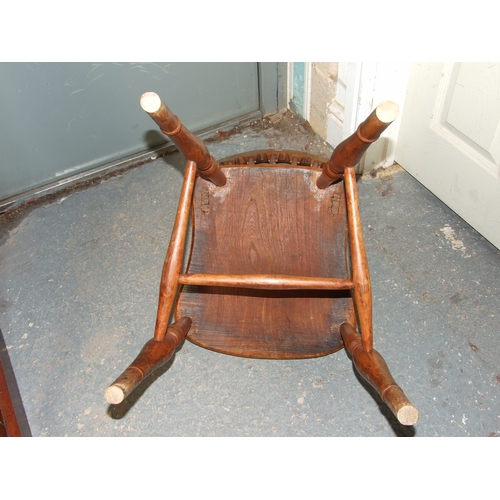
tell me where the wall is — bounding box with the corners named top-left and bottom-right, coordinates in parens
top-left (289, 62), bottom-right (341, 141)
top-left (0, 62), bottom-right (281, 204)
top-left (309, 63), bottom-right (338, 140)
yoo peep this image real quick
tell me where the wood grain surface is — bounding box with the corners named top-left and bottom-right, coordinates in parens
top-left (176, 165), bottom-right (355, 358)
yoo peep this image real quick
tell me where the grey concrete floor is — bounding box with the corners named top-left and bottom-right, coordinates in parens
top-left (1, 112), bottom-right (499, 437)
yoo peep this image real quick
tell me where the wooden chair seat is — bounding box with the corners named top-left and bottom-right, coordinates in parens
top-left (176, 158), bottom-right (355, 358)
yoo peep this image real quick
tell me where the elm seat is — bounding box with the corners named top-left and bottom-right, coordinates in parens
top-left (177, 158), bottom-right (354, 359)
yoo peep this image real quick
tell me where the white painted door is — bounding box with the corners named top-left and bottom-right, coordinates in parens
top-left (396, 62), bottom-right (500, 250)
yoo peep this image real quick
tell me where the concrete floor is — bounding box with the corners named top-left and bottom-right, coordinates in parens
top-left (1, 112), bottom-right (499, 437)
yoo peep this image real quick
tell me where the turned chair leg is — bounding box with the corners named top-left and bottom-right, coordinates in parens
top-left (105, 317), bottom-right (192, 404)
top-left (104, 152), bottom-right (197, 404)
top-left (340, 322), bottom-right (418, 426)
top-left (140, 92), bottom-right (226, 186)
top-left (317, 100), bottom-right (399, 189)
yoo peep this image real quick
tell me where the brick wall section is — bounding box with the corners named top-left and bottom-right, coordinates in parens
top-left (309, 63), bottom-right (338, 140)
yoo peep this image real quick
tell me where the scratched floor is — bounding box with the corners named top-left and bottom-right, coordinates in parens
top-left (1, 112), bottom-right (499, 437)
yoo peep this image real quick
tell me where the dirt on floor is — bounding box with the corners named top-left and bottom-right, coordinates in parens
top-left (207, 110), bottom-right (319, 143)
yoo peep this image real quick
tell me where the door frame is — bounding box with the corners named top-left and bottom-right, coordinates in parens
top-left (259, 62), bottom-right (288, 116)
top-left (341, 62), bottom-right (412, 172)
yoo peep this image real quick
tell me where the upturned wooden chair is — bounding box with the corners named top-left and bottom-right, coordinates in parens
top-left (104, 92), bottom-right (418, 426)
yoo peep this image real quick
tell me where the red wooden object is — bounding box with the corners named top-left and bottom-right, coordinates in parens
top-left (0, 329), bottom-right (31, 437)
top-left (0, 360), bottom-right (21, 437)
top-left (104, 93), bottom-right (418, 426)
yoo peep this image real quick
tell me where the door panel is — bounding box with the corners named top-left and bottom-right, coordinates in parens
top-left (396, 62), bottom-right (500, 249)
top-left (0, 62), bottom-right (266, 201)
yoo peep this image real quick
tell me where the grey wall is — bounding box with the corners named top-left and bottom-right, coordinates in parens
top-left (0, 62), bottom-right (276, 202)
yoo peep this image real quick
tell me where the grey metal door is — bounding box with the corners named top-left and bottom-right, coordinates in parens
top-left (0, 62), bottom-right (281, 202)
